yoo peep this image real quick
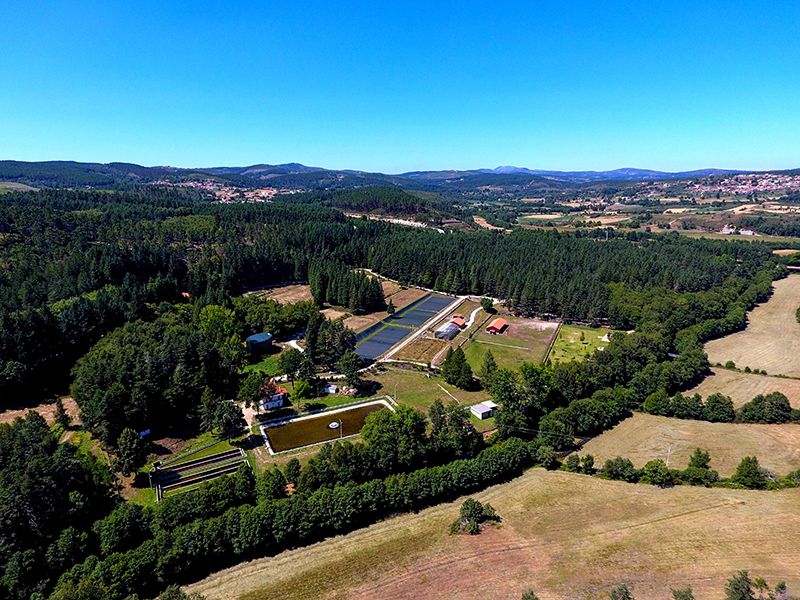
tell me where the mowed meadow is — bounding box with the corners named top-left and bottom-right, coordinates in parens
top-left (580, 413), bottom-right (800, 477)
top-left (704, 275), bottom-right (800, 377)
top-left (186, 469), bottom-right (800, 600)
top-left (684, 367), bottom-right (800, 409)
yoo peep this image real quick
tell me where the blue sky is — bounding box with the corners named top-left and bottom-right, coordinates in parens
top-left (1, 1), bottom-right (799, 172)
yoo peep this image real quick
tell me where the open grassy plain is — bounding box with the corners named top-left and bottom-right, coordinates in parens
top-left (704, 275), bottom-right (800, 377)
top-left (683, 367), bottom-right (800, 409)
top-left (186, 469), bottom-right (800, 600)
top-left (580, 413), bottom-right (800, 476)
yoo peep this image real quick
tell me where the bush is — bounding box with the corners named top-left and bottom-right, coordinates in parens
top-left (640, 460), bottom-right (674, 488)
top-left (450, 498), bottom-right (501, 535)
top-left (601, 457), bottom-right (639, 483)
top-left (535, 445), bottom-right (559, 470)
top-left (563, 454), bottom-right (580, 472)
top-left (738, 392), bottom-right (793, 424)
top-left (704, 393), bottom-right (735, 423)
top-left (731, 456), bottom-right (767, 490)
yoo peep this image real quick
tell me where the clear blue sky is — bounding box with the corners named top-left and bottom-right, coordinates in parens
top-left (1, 1), bottom-right (799, 173)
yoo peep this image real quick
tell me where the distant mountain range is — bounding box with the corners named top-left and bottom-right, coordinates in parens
top-left (0, 159), bottom-right (759, 191)
top-left (402, 166), bottom-right (740, 182)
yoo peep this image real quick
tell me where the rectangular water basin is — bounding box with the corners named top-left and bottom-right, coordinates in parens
top-left (261, 400), bottom-right (393, 454)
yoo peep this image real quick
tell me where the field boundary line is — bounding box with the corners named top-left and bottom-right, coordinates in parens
top-left (542, 321), bottom-right (563, 364)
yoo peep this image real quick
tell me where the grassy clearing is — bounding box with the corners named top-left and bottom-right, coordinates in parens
top-left (683, 367), bottom-right (800, 409)
top-left (243, 353), bottom-right (282, 376)
top-left (581, 412), bottom-right (800, 477)
top-left (186, 469), bottom-right (800, 600)
top-left (463, 336), bottom-right (546, 371)
top-left (362, 366), bottom-right (490, 413)
top-left (259, 284), bottom-right (313, 303)
top-left (169, 438), bottom-right (237, 464)
top-left (705, 276), bottom-right (800, 377)
top-left (549, 324), bottom-right (620, 363)
top-left (0, 181), bottom-right (38, 192)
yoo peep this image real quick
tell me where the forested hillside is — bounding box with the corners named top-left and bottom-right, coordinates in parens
top-left (0, 187), bottom-right (781, 404)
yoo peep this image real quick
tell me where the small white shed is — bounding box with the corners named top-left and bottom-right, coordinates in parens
top-left (470, 400), bottom-right (497, 420)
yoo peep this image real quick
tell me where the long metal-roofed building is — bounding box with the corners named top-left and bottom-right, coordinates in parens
top-left (434, 321), bottom-right (460, 340)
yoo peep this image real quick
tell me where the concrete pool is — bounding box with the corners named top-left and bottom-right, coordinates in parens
top-left (260, 399), bottom-right (395, 454)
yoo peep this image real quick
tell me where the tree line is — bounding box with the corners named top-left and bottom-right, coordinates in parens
top-left (308, 259), bottom-right (385, 312)
top-left (643, 389), bottom-right (799, 424)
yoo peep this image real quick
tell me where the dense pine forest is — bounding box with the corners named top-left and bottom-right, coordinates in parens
top-left (0, 185), bottom-right (791, 599)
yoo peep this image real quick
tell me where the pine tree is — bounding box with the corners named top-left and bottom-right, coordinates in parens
top-left (477, 349), bottom-right (497, 384)
top-left (54, 397), bottom-right (71, 429)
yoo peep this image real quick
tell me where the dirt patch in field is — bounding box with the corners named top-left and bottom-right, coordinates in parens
top-left (262, 285), bottom-right (313, 304)
top-left (394, 337), bottom-right (446, 364)
top-left (704, 276), bottom-right (800, 377)
top-left (684, 367), bottom-right (800, 409)
top-left (187, 469), bottom-right (800, 600)
top-left (0, 397), bottom-right (80, 426)
top-left (382, 280), bottom-right (402, 296)
top-left (504, 319), bottom-right (559, 344)
top-left (773, 248), bottom-right (800, 256)
top-left (321, 307), bottom-right (348, 321)
top-left (581, 412), bottom-right (800, 477)
top-left (473, 216), bottom-right (509, 232)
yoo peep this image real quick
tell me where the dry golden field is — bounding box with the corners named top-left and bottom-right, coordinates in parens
top-left (0, 396), bottom-right (79, 425)
top-left (186, 469), bottom-right (800, 600)
top-left (704, 276), bottom-right (800, 377)
top-left (261, 284), bottom-right (314, 303)
top-left (580, 413), bottom-right (800, 476)
top-left (683, 367), bottom-right (800, 409)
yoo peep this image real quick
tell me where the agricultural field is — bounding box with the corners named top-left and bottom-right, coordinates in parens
top-left (704, 275), bottom-right (800, 377)
top-left (186, 468), bottom-right (800, 600)
top-left (683, 367), bottom-right (800, 409)
top-left (549, 324), bottom-right (620, 363)
top-left (580, 413), bottom-right (800, 477)
top-left (394, 336), bottom-right (447, 364)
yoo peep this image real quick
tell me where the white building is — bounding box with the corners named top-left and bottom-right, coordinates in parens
top-left (470, 400), bottom-right (498, 420)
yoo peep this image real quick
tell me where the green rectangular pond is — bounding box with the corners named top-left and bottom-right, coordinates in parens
top-left (263, 402), bottom-right (389, 454)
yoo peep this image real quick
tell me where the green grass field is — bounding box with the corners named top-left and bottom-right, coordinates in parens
top-left (243, 353), bottom-right (283, 376)
top-left (463, 336), bottom-right (547, 371)
top-left (362, 366), bottom-right (491, 413)
top-left (549, 325), bottom-right (620, 363)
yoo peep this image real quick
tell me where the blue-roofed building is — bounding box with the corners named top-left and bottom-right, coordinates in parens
top-left (246, 332), bottom-right (273, 354)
